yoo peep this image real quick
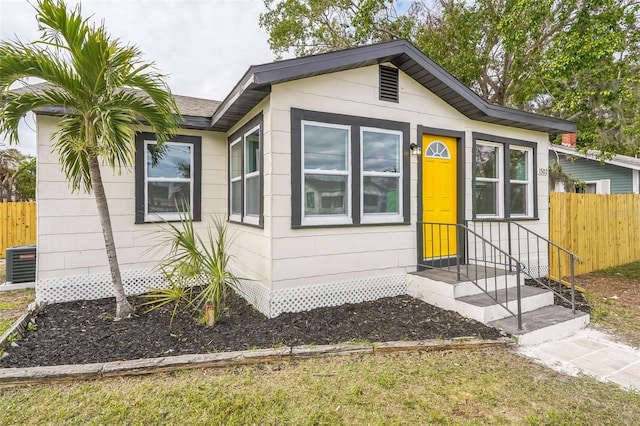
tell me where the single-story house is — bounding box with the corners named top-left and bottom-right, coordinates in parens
top-left (550, 136), bottom-right (640, 194)
top-left (32, 39), bottom-right (576, 318)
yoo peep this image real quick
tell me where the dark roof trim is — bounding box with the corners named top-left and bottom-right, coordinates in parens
top-left (9, 82), bottom-right (220, 131)
top-left (31, 108), bottom-right (215, 131)
top-left (212, 39), bottom-right (575, 135)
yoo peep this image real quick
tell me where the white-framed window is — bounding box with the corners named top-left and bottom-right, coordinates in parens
top-left (144, 140), bottom-right (194, 222)
top-left (361, 127), bottom-right (403, 223)
top-left (228, 115), bottom-right (262, 226)
top-left (509, 146), bottom-right (534, 217)
top-left (243, 126), bottom-right (260, 225)
top-left (291, 108), bottom-right (410, 227)
top-left (475, 141), bottom-right (503, 217)
top-left (229, 139), bottom-right (242, 221)
top-left (575, 179), bottom-right (610, 194)
top-left (474, 138), bottom-right (536, 218)
top-left (229, 125), bottom-right (261, 225)
top-left (302, 120), bottom-right (352, 225)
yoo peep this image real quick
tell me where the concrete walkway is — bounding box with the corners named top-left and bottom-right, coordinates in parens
top-left (519, 328), bottom-right (640, 392)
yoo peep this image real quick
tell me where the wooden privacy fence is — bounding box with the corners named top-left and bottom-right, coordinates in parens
top-left (0, 201), bottom-right (36, 259)
top-left (550, 192), bottom-right (640, 276)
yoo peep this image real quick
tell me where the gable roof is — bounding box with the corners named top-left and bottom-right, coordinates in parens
top-left (211, 39), bottom-right (575, 134)
top-left (550, 144), bottom-right (640, 171)
top-left (10, 40), bottom-right (575, 135)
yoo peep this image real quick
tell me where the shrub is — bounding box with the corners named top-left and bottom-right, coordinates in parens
top-left (143, 214), bottom-right (242, 326)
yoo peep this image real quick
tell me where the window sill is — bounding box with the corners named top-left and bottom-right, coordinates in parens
top-left (140, 213), bottom-right (196, 223)
top-left (301, 216), bottom-right (353, 227)
top-left (360, 214), bottom-right (404, 225)
top-left (292, 221), bottom-right (410, 229)
top-left (472, 216), bottom-right (539, 222)
top-left (227, 217), bottom-right (264, 229)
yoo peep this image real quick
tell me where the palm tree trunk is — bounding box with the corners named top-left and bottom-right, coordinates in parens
top-left (88, 155), bottom-right (134, 320)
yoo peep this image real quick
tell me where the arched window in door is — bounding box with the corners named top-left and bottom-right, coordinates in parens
top-left (425, 140), bottom-right (450, 159)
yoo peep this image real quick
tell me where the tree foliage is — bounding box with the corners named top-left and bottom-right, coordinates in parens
top-left (261, 0), bottom-right (640, 154)
top-left (0, 0), bottom-right (180, 319)
top-left (0, 148), bottom-right (24, 200)
top-left (14, 156), bottom-right (36, 201)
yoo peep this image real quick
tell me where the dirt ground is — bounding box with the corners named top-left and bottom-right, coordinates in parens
top-left (575, 272), bottom-right (640, 348)
top-left (0, 290), bottom-right (34, 321)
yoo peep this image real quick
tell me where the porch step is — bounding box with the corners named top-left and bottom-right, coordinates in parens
top-left (409, 266), bottom-right (519, 299)
top-left (488, 305), bottom-right (590, 346)
top-left (455, 286), bottom-right (553, 323)
top-left (408, 277), bottom-right (553, 324)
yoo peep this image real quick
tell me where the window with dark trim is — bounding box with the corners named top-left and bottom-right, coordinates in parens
top-left (135, 133), bottom-right (202, 223)
top-left (292, 108), bottom-right (410, 227)
top-left (228, 113), bottom-right (263, 226)
top-left (472, 133), bottom-right (537, 219)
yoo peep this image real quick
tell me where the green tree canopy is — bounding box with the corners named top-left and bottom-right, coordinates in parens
top-left (261, 0), bottom-right (640, 154)
top-left (14, 156), bottom-right (36, 201)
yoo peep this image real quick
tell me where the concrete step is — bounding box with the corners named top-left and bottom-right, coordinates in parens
top-left (488, 305), bottom-right (590, 346)
top-left (408, 267), bottom-right (519, 299)
top-left (455, 285), bottom-right (554, 323)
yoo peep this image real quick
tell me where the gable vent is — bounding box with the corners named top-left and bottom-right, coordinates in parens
top-left (379, 65), bottom-right (399, 102)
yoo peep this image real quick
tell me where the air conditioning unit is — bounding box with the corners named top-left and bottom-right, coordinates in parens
top-left (6, 245), bottom-right (36, 284)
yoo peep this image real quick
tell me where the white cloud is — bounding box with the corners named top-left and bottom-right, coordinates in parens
top-left (0, 0), bottom-right (276, 156)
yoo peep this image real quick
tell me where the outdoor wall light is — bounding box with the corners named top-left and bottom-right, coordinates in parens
top-left (409, 142), bottom-right (422, 156)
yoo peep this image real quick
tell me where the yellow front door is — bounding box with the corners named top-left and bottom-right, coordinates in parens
top-left (422, 135), bottom-right (457, 259)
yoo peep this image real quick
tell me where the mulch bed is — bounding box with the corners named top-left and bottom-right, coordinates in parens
top-left (0, 291), bottom-right (504, 368)
top-left (526, 278), bottom-right (591, 313)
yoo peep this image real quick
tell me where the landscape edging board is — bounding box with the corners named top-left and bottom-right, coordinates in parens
top-left (0, 303), bottom-right (37, 352)
top-left (0, 338), bottom-right (514, 387)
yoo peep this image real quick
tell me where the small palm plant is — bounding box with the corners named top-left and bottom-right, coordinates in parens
top-left (143, 213), bottom-right (242, 326)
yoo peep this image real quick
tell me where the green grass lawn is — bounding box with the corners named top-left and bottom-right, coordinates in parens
top-left (0, 262), bottom-right (34, 335)
top-left (601, 261), bottom-right (640, 280)
top-left (2, 263), bottom-right (640, 424)
top-left (1, 349), bottom-right (639, 425)
top-left (0, 288), bottom-right (35, 336)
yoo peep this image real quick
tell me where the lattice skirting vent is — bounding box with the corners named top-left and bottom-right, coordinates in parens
top-left (233, 278), bottom-right (272, 317)
top-left (36, 269), bottom-right (407, 319)
top-left (465, 261), bottom-right (550, 280)
top-left (36, 268), bottom-right (168, 304)
top-left (269, 273), bottom-right (408, 317)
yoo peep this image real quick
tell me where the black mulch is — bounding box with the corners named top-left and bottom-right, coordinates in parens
top-left (526, 278), bottom-right (591, 314)
top-left (0, 292), bottom-right (505, 368)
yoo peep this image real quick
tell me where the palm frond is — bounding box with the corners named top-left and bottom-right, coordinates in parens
top-left (52, 115), bottom-right (90, 193)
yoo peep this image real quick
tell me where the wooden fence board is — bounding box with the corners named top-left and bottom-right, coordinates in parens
top-left (0, 201), bottom-right (36, 258)
top-left (550, 193), bottom-right (640, 276)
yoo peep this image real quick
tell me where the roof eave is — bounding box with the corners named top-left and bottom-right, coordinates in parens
top-left (210, 39), bottom-right (575, 135)
top-left (550, 145), bottom-right (640, 170)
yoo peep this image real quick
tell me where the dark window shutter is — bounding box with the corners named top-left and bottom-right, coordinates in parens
top-left (379, 65), bottom-right (399, 102)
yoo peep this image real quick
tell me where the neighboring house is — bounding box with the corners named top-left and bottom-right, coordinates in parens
top-left (550, 136), bottom-right (640, 194)
top-left (32, 40), bottom-right (575, 318)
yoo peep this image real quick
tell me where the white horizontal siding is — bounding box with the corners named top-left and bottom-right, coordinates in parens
top-left (225, 97), bottom-right (273, 289)
top-left (36, 115), bottom-right (227, 282)
top-left (266, 64), bottom-right (550, 291)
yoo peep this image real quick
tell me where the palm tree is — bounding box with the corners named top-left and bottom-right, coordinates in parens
top-left (0, 0), bottom-right (180, 319)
